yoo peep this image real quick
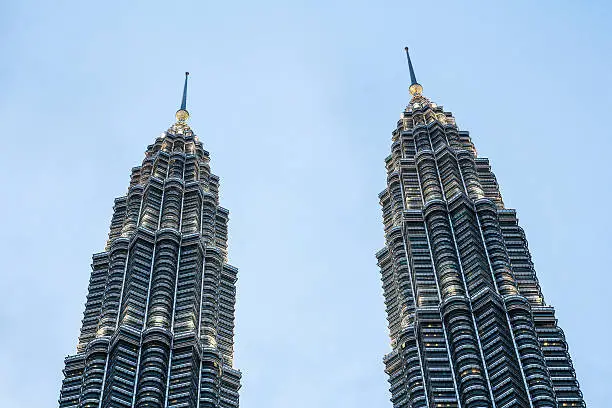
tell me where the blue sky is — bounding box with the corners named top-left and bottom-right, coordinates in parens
top-left (0, 1), bottom-right (610, 406)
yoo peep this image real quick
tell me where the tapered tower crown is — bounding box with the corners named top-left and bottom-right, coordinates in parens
top-left (58, 73), bottom-right (243, 408)
top-left (376, 47), bottom-right (585, 408)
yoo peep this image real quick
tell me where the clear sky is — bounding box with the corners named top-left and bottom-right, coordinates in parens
top-left (0, 1), bottom-right (610, 407)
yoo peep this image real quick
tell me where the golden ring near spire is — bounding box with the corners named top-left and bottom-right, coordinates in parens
top-left (175, 109), bottom-right (189, 122)
top-left (409, 83), bottom-right (423, 96)
top-left (175, 72), bottom-right (190, 122)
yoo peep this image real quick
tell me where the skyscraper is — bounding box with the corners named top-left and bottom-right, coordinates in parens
top-left (58, 73), bottom-right (241, 408)
top-left (376, 49), bottom-right (584, 408)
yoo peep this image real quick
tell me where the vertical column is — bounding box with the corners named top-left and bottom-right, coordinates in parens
top-left (135, 329), bottom-right (173, 407)
top-left (200, 248), bottom-right (221, 348)
top-left (181, 186), bottom-right (203, 235)
top-left (197, 247), bottom-right (223, 407)
top-left (106, 198), bottom-right (127, 249)
top-left (218, 264), bottom-right (238, 364)
top-left (134, 230), bottom-right (181, 407)
top-left (423, 202), bottom-right (492, 407)
top-left (166, 238), bottom-right (205, 406)
top-left (443, 120), bottom-right (555, 406)
top-left (138, 181), bottom-right (164, 231)
top-left (78, 339), bottom-right (109, 408)
top-left (219, 368), bottom-right (241, 408)
top-left (498, 211), bottom-right (543, 304)
top-left (120, 186), bottom-right (144, 237)
top-left (201, 194), bottom-right (216, 245)
top-left (100, 334), bottom-right (139, 407)
top-left (59, 355), bottom-right (85, 408)
top-left (77, 253), bottom-right (110, 351)
top-left (532, 307), bottom-right (585, 407)
top-left (386, 227), bottom-right (429, 406)
top-left (398, 123), bottom-right (461, 406)
top-left (412, 120), bottom-right (493, 406)
top-left (119, 235), bottom-right (155, 328)
top-left (199, 353), bottom-right (222, 408)
top-left (96, 239), bottom-right (129, 336)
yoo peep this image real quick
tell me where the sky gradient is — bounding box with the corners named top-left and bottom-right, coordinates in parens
top-left (1, 1), bottom-right (610, 406)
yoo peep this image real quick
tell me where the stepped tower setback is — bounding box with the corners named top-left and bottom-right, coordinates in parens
top-left (58, 73), bottom-right (241, 408)
top-left (376, 49), bottom-right (585, 408)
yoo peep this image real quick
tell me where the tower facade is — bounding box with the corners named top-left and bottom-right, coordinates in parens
top-left (58, 74), bottom-right (241, 408)
top-left (376, 50), bottom-right (585, 408)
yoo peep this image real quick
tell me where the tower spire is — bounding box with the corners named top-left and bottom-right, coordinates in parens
top-left (176, 72), bottom-right (190, 122)
top-left (404, 47), bottom-right (423, 96)
top-left (181, 71), bottom-right (189, 110)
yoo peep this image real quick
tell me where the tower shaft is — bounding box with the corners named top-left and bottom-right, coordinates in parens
top-left (58, 87), bottom-right (241, 408)
top-left (377, 51), bottom-right (584, 408)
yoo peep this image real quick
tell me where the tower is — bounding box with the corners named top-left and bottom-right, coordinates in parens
top-left (376, 49), bottom-right (585, 407)
top-left (58, 73), bottom-right (241, 408)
